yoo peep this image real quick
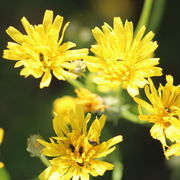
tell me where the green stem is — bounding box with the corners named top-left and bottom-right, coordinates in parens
top-left (121, 109), bottom-right (146, 124)
top-left (85, 73), bottom-right (96, 92)
top-left (103, 126), bottom-right (123, 180)
top-left (39, 154), bottom-right (50, 167)
top-left (112, 161), bottom-right (123, 180)
top-left (0, 167), bottom-right (11, 180)
top-left (148, 0), bottom-right (166, 32)
top-left (135, 0), bottom-right (154, 34)
top-left (66, 78), bottom-right (85, 89)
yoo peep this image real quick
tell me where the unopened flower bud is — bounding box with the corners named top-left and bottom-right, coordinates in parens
top-left (26, 134), bottom-right (44, 157)
top-left (70, 60), bottom-right (86, 77)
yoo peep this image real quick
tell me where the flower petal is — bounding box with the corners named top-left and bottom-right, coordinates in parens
top-left (40, 71), bottom-right (52, 88)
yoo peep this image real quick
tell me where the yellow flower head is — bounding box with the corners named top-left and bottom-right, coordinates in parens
top-left (53, 96), bottom-right (76, 123)
top-left (3, 10), bottom-right (88, 88)
top-left (134, 75), bottom-right (180, 156)
top-left (0, 128), bottom-right (4, 168)
top-left (38, 105), bottom-right (122, 180)
top-left (75, 88), bottom-right (107, 112)
top-left (85, 17), bottom-right (162, 97)
top-left (165, 143), bottom-right (180, 159)
top-left (164, 123), bottom-right (180, 159)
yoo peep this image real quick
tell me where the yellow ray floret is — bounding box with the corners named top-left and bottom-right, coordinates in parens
top-left (85, 17), bottom-right (162, 97)
top-left (165, 143), bottom-right (180, 158)
top-left (52, 96), bottom-right (76, 124)
top-left (3, 10), bottom-right (88, 88)
top-left (52, 88), bottom-right (107, 116)
top-left (38, 105), bottom-right (122, 180)
top-left (75, 88), bottom-right (107, 112)
top-left (0, 128), bottom-right (4, 168)
top-left (134, 75), bottom-right (180, 158)
top-left (0, 128), bottom-right (4, 145)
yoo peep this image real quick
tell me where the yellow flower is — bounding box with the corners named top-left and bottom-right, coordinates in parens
top-left (164, 123), bottom-right (180, 159)
top-left (0, 128), bottom-right (4, 145)
top-left (53, 96), bottom-right (76, 123)
top-left (75, 88), bottom-right (107, 112)
top-left (53, 88), bottom-right (107, 115)
top-left (3, 10), bottom-right (88, 88)
top-left (0, 128), bottom-right (4, 168)
top-left (38, 105), bottom-right (122, 180)
top-left (165, 143), bottom-right (180, 158)
top-left (134, 75), bottom-right (180, 156)
top-left (85, 17), bottom-right (162, 97)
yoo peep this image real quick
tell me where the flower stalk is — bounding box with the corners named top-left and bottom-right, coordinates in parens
top-left (39, 154), bottom-right (51, 167)
top-left (148, 0), bottom-right (167, 32)
top-left (135, 0), bottom-right (154, 34)
top-left (66, 78), bottom-right (85, 89)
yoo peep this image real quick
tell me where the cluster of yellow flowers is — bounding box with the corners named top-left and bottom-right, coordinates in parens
top-left (2, 9), bottom-right (179, 180)
top-left (3, 10), bottom-right (162, 95)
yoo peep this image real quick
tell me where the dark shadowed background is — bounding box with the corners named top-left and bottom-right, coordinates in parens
top-left (0, 0), bottom-right (179, 180)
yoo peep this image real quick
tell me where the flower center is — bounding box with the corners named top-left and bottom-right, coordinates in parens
top-left (106, 63), bottom-right (133, 84)
top-left (67, 138), bottom-right (96, 167)
top-left (165, 106), bottom-right (179, 119)
top-left (39, 53), bottom-right (53, 69)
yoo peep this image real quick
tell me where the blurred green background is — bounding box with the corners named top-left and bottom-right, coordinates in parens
top-left (0, 0), bottom-right (180, 179)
